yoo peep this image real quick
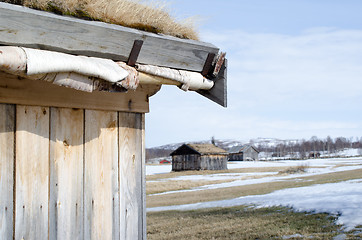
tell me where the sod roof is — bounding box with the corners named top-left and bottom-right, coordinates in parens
top-left (1, 0), bottom-right (198, 40)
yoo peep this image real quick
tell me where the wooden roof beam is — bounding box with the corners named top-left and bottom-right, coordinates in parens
top-left (0, 2), bottom-right (219, 72)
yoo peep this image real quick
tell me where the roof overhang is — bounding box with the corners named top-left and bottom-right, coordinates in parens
top-left (0, 2), bottom-right (227, 107)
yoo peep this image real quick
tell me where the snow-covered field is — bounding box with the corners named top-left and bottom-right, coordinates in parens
top-left (146, 164), bottom-right (172, 175)
top-left (147, 157), bottom-right (362, 231)
top-left (146, 157), bottom-right (362, 175)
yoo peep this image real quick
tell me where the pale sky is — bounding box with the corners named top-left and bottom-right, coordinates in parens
top-left (146, 0), bottom-right (362, 147)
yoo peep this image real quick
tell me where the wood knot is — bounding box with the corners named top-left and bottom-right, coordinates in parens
top-left (63, 140), bottom-right (69, 147)
top-left (42, 108), bottom-right (47, 115)
top-left (107, 121), bottom-right (117, 129)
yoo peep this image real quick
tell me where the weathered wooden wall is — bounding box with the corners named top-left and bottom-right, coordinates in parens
top-left (172, 154), bottom-right (200, 171)
top-left (200, 155), bottom-right (228, 170)
top-left (172, 154), bottom-right (227, 171)
top-left (229, 149), bottom-right (259, 161)
top-left (0, 103), bottom-right (146, 240)
top-left (0, 104), bottom-right (14, 240)
top-left (228, 153), bottom-right (244, 161)
top-left (244, 148), bottom-right (259, 161)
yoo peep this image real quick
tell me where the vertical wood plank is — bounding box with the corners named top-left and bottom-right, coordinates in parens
top-left (141, 114), bottom-right (146, 240)
top-left (15, 105), bottom-right (49, 240)
top-left (49, 108), bottom-right (84, 240)
top-left (0, 104), bottom-right (15, 240)
top-left (84, 110), bottom-right (119, 240)
top-left (119, 112), bottom-right (144, 240)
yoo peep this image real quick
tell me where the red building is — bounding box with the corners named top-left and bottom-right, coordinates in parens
top-left (160, 159), bottom-right (171, 164)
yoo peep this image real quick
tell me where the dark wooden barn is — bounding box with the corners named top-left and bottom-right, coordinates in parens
top-left (171, 144), bottom-right (228, 171)
top-left (228, 145), bottom-right (259, 161)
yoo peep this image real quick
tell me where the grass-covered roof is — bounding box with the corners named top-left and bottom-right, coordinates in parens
top-left (2, 0), bottom-right (198, 40)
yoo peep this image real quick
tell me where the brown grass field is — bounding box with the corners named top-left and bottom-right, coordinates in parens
top-left (147, 168), bottom-right (362, 208)
top-left (146, 163), bottom-right (362, 239)
top-left (148, 206), bottom-right (344, 240)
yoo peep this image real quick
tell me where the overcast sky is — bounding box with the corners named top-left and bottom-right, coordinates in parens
top-left (145, 0), bottom-right (362, 147)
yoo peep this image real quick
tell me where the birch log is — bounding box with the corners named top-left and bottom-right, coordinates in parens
top-left (136, 64), bottom-right (214, 91)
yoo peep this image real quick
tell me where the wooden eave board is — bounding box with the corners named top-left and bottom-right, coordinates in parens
top-left (0, 71), bottom-right (161, 113)
top-left (0, 2), bottom-right (219, 72)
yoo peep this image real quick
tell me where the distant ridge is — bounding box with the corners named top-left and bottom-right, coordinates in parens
top-left (146, 136), bottom-right (362, 161)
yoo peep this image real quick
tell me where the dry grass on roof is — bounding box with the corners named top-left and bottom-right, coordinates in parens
top-left (188, 144), bottom-right (227, 154)
top-left (2, 0), bottom-right (199, 40)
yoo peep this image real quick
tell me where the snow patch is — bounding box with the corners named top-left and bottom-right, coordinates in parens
top-left (150, 164), bottom-right (362, 196)
top-left (148, 179), bottom-right (362, 231)
top-left (146, 165), bottom-right (172, 175)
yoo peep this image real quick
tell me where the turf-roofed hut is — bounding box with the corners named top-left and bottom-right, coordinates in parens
top-left (171, 144), bottom-right (228, 171)
top-left (0, 1), bottom-right (227, 239)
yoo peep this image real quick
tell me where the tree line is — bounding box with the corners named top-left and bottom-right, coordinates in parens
top-left (146, 148), bottom-right (173, 161)
top-left (256, 136), bottom-right (362, 159)
top-left (146, 136), bottom-right (362, 161)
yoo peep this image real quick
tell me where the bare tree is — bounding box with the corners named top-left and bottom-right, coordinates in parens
top-left (326, 136), bottom-right (333, 154)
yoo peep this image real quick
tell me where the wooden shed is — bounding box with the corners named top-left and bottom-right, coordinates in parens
top-left (228, 145), bottom-right (260, 161)
top-left (171, 144), bottom-right (228, 171)
top-left (0, 2), bottom-right (227, 240)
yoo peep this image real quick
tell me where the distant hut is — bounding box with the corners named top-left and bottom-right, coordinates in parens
top-left (171, 144), bottom-right (228, 171)
top-left (228, 145), bottom-right (259, 161)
